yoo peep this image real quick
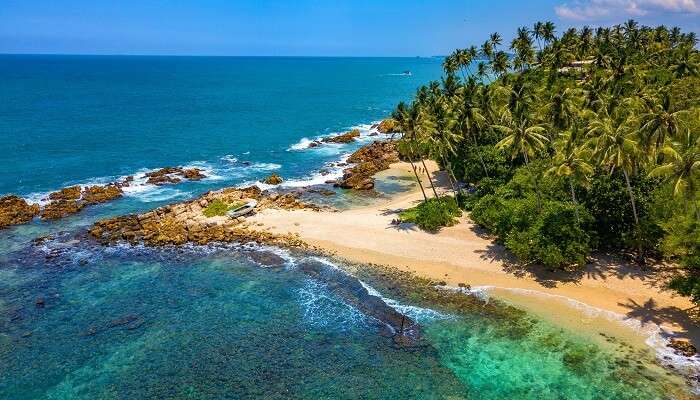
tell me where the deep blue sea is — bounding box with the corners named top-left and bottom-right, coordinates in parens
top-left (0, 55), bottom-right (695, 399)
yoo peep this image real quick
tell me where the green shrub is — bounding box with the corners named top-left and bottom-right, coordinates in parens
top-left (202, 199), bottom-right (245, 218)
top-left (471, 195), bottom-right (593, 268)
top-left (664, 214), bottom-right (700, 303)
top-left (400, 197), bottom-right (462, 232)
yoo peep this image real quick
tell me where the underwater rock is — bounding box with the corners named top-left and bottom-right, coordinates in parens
top-left (35, 297), bottom-right (45, 308)
top-left (247, 250), bottom-right (287, 267)
top-left (262, 174), bottom-right (283, 185)
top-left (298, 260), bottom-right (422, 348)
top-left (322, 129), bottom-right (361, 144)
top-left (0, 195), bottom-right (40, 228)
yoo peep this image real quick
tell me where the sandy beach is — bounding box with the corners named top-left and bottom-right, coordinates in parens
top-left (249, 161), bottom-right (700, 347)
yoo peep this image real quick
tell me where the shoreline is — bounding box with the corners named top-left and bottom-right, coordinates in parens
top-left (246, 161), bottom-right (700, 356)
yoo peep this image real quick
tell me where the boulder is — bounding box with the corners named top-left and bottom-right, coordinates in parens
top-left (377, 118), bottom-right (399, 133)
top-left (262, 174), bottom-right (283, 185)
top-left (669, 339), bottom-right (697, 357)
top-left (41, 200), bottom-right (83, 220)
top-left (0, 195), bottom-right (40, 228)
top-left (48, 186), bottom-right (82, 201)
top-left (182, 168), bottom-right (205, 181)
top-left (322, 129), bottom-right (361, 144)
top-left (82, 185), bottom-right (123, 204)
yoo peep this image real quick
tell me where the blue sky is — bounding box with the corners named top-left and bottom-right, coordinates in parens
top-left (1, 0), bottom-right (698, 56)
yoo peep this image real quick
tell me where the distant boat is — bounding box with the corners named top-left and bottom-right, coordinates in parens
top-left (402, 70), bottom-right (412, 76)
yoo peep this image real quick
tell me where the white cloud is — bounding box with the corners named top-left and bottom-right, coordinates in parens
top-left (555, 0), bottom-right (699, 20)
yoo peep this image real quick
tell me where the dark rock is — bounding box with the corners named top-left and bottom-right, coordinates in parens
top-left (182, 168), bottom-right (205, 181)
top-left (247, 250), bottom-right (287, 267)
top-left (262, 174), bottom-right (283, 185)
top-left (35, 297), bottom-right (45, 308)
top-left (669, 339), bottom-right (697, 357)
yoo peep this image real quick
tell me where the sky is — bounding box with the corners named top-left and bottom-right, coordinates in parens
top-left (0, 0), bottom-right (698, 56)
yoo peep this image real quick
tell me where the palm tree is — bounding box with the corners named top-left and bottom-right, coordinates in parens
top-left (494, 115), bottom-right (550, 208)
top-left (393, 102), bottom-right (429, 203)
top-left (491, 51), bottom-right (510, 77)
top-left (490, 32), bottom-right (503, 50)
top-left (649, 127), bottom-right (700, 219)
top-left (547, 87), bottom-right (582, 132)
top-left (533, 21), bottom-right (545, 51)
top-left (546, 132), bottom-right (593, 222)
top-left (639, 90), bottom-right (691, 153)
top-left (587, 109), bottom-right (642, 230)
top-left (543, 21), bottom-right (557, 45)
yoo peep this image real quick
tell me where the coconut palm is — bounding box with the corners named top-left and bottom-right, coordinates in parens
top-left (494, 115), bottom-right (550, 208)
top-left (639, 90), bottom-right (691, 152)
top-left (587, 109), bottom-right (642, 228)
top-left (649, 127), bottom-right (700, 219)
top-left (546, 132), bottom-right (593, 222)
top-left (393, 102), bottom-right (429, 202)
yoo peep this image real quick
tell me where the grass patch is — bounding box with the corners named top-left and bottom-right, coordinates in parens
top-left (202, 199), bottom-right (246, 218)
top-left (399, 196), bottom-right (462, 232)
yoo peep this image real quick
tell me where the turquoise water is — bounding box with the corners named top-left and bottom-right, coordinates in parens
top-left (0, 56), bottom-right (694, 399)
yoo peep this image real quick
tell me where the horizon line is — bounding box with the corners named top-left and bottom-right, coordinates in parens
top-left (0, 52), bottom-right (448, 58)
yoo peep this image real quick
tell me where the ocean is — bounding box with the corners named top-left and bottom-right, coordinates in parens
top-left (0, 55), bottom-right (694, 399)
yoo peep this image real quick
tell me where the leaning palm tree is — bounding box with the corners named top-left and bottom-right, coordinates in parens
top-left (649, 127), bottom-right (700, 220)
top-left (494, 114), bottom-right (550, 208)
top-left (393, 102), bottom-right (429, 203)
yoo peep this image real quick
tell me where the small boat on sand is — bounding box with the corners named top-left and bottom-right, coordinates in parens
top-left (227, 199), bottom-right (257, 218)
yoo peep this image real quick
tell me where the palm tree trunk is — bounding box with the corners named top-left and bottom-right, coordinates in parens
top-left (523, 152), bottom-right (542, 210)
top-left (441, 154), bottom-right (458, 194)
top-left (569, 179), bottom-right (580, 224)
top-left (622, 169), bottom-right (639, 226)
top-left (406, 142), bottom-right (428, 203)
top-left (623, 169), bottom-right (643, 263)
top-left (421, 158), bottom-right (440, 198)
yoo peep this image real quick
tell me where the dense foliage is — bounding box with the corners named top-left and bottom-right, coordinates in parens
top-left (399, 197), bottom-right (462, 232)
top-left (392, 20), bottom-right (700, 299)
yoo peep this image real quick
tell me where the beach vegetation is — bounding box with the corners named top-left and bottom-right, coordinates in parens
top-left (202, 199), bottom-right (245, 217)
top-left (392, 20), bottom-right (700, 298)
top-left (399, 196), bottom-right (462, 232)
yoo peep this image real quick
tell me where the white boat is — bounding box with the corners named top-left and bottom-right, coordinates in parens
top-left (227, 199), bottom-right (257, 218)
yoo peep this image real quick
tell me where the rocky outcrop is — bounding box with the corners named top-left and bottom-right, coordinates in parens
top-left (40, 184), bottom-right (124, 220)
top-left (89, 186), bottom-right (323, 247)
top-left (322, 129), bottom-right (361, 144)
top-left (48, 186), bottom-right (82, 201)
top-left (0, 196), bottom-right (40, 228)
top-left (145, 167), bottom-right (206, 185)
top-left (262, 174), bottom-right (283, 185)
top-left (81, 185), bottom-right (123, 204)
top-left (40, 200), bottom-right (84, 220)
top-left (376, 119), bottom-right (399, 134)
top-left (335, 141), bottom-right (400, 190)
